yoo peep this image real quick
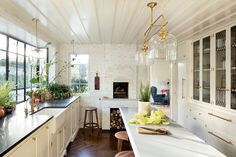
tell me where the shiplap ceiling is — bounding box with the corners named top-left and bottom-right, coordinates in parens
top-left (0, 0), bottom-right (236, 46)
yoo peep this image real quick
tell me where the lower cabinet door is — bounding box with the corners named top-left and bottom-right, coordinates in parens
top-left (37, 126), bottom-right (50, 157)
top-left (71, 104), bottom-right (76, 134)
top-left (207, 131), bottom-right (236, 157)
top-left (50, 134), bottom-right (57, 157)
top-left (7, 137), bottom-right (37, 157)
top-left (57, 127), bottom-right (64, 156)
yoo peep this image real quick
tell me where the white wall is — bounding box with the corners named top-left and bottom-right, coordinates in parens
top-left (150, 61), bottom-right (170, 93)
top-left (55, 44), bottom-right (142, 127)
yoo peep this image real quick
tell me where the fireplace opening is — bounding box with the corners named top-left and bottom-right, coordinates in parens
top-left (113, 82), bottom-right (128, 99)
top-left (110, 108), bottom-right (125, 131)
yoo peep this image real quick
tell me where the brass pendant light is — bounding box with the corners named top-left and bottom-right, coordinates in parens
top-left (136, 0), bottom-right (177, 65)
top-left (32, 18), bottom-right (51, 53)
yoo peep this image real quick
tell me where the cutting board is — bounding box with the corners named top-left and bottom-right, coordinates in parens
top-left (137, 127), bottom-right (168, 135)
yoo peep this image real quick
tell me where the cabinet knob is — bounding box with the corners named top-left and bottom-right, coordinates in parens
top-left (59, 130), bottom-right (62, 134)
top-left (46, 126), bottom-right (49, 129)
top-left (32, 137), bottom-right (36, 141)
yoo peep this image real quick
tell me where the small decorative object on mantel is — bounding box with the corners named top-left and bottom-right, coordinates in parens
top-left (95, 72), bottom-right (100, 90)
top-left (138, 83), bottom-right (151, 115)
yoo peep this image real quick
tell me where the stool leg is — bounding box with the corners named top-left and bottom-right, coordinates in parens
top-left (117, 139), bottom-right (123, 152)
top-left (91, 110), bottom-right (94, 132)
top-left (95, 109), bottom-right (99, 128)
top-left (83, 110), bottom-right (87, 128)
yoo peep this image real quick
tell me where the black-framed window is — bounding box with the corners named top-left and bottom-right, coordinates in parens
top-left (0, 33), bottom-right (48, 103)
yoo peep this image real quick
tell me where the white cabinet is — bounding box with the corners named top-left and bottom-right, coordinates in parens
top-left (50, 134), bottom-right (57, 157)
top-left (4, 98), bottom-right (80, 157)
top-left (36, 124), bottom-right (51, 157)
top-left (56, 126), bottom-right (64, 156)
top-left (207, 131), bottom-right (236, 157)
top-left (6, 136), bottom-right (37, 157)
top-left (71, 104), bottom-right (76, 134)
top-left (191, 24), bottom-right (236, 111)
top-left (185, 104), bottom-right (208, 141)
top-left (64, 106), bottom-right (72, 147)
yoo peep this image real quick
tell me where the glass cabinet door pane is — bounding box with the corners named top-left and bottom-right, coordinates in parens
top-left (193, 40), bottom-right (200, 100)
top-left (231, 26), bottom-right (236, 109)
top-left (202, 36), bottom-right (211, 103)
top-left (215, 30), bottom-right (226, 107)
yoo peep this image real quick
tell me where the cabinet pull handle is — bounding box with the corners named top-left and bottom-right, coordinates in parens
top-left (208, 131), bottom-right (232, 145)
top-left (51, 142), bottom-right (53, 147)
top-left (193, 117), bottom-right (197, 120)
top-left (208, 113), bottom-right (232, 122)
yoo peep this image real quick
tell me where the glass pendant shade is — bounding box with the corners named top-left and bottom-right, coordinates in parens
top-left (135, 50), bottom-right (149, 65)
top-left (148, 33), bottom-right (177, 61)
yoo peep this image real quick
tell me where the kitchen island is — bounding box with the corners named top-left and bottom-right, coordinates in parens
top-left (120, 107), bottom-right (226, 157)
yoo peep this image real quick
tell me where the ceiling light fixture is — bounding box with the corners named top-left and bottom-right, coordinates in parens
top-left (136, 0), bottom-right (177, 65)
top-left (32, 18), bottom-right (51, 53)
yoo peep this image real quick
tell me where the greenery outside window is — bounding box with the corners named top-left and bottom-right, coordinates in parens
top-left (70, 54), bottom-right (89, 94)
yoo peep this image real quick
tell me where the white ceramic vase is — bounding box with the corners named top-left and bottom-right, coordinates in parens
top-left (138, 101), bottom-right (151, 115)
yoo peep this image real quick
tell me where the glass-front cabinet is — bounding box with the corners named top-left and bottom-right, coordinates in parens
top-left (202, 36), bottom-right (211, 103)
top-left (231, 26), bottom-right (236, 109)
top-left (215, 30), bottom-right (226, 107)
top-left (193, 40), bottom-right (200, 101)
top-left (192, 24), bottom-right (236, 111)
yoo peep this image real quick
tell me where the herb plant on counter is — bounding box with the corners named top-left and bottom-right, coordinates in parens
top-left (0, 82), bottom-right (16, 114)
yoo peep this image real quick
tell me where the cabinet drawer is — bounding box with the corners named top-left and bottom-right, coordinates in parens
top-left (207, 131), bottom-right (236, 157)
top-left (207, 111), bottom-right (236, 142)
top-left (187, 105), bottom-right (208, 121)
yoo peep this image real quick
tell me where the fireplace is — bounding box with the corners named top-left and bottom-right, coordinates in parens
top-left (113, 82), bottom-right (128, 98)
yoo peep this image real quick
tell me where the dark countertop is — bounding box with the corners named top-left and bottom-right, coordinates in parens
top-left (0, 96), bottom-right (79, 156)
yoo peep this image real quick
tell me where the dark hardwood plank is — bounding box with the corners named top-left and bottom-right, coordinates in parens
top-left (67, 128), bottom-right (131, 157)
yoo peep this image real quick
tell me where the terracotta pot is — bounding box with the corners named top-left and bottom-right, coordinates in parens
top-left (0, 106), bottom-right (5, 118)
top-left (40, 96), bottom-right (45, 103)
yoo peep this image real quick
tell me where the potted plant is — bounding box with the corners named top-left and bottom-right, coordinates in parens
top-left (138, 83), bottom-right (151, 115)
top-left (0, 105), bottom-right (5, 119)
top-left (3, 101), bottom-right (16, 113)
top-left (0, 82), bottom-right (15, 115)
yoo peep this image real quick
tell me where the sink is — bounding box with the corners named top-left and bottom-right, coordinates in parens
top-left (33, 108), bottom-right (66, 133)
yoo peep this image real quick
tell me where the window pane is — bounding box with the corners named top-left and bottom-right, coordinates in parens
top-left (0, 34), bottom-right (7, 50)
top-left (9, 38), bottom-right (17, 53)
top-left (71, 55), bottom-right (89, 93)
top-left (18, 55), bottom-right (24, 88)
top-left (18, 42), bottom-right (25, 55)
top-left (17, 89), bottom-right (24, 102)
top-left (9, 53), bottom-right (17, 87)
top-left (11, 90), bottom-right (16, 101)
top-left (0, 50), bottom-right (6, 82)
top-left (26, 57), bottom-right (32, 88)
top-left (39, 49), bottom-right (47, 59)
top-left (26, 44), bottom-right (33, 56)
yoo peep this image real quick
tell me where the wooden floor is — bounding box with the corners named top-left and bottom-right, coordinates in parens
top-left (66, 128), bottom-right (131, 157)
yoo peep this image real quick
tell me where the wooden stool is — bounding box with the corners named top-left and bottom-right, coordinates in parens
top-left (83, 107), bottom-right (99, 131)
top-left (115, 151), bottom-right (134, 157)
top-left (115, 131), bottom-right (129, 152)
